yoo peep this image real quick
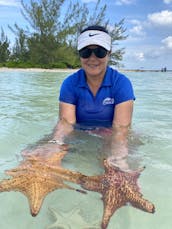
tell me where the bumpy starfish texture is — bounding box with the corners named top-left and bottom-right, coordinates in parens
top-left (47, 207), bottom-right (99, 229)
top-left (0, 151), bottom-right (85, 216)
top-left (79, 159), bottom-right (155, 229)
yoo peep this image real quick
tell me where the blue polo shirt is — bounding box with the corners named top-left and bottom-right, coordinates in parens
top-left (59, 66), bottom-right (135, 128)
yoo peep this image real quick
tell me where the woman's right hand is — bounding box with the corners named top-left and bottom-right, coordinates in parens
top-left (21, 142), bottom-right (69, 159)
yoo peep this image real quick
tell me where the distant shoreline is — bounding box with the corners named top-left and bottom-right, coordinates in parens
top-left (0, 67), bottom-right (77, 73)
top-left (0, 67), bottom-right (171, 73)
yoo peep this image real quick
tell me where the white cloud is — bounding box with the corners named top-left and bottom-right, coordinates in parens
top-left (129, 20), bottom-right (145, 37)
top-left (148, 10), bottom-right (172, 26)
top-left (130, 25), bottom-right (144, 35)
top-left (162, 36), bottom-right (172, 49)
top-left (163, 0), bottom-right (172, 4)
top-left (123, 44), bottom-right (172, 69)
top-left (115, 0), bottom-right (135, 5)
top-left (134, 52), bottom-right (145, 61)
top-left (0, 0), bottom-right (19, 6)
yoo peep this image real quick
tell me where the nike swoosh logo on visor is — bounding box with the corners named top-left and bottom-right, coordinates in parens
top-left (89, 33), bottom-right (99, 37)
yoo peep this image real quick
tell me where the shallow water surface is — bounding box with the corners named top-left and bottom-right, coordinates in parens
top-left (0, 69), bottom-right (172, 229)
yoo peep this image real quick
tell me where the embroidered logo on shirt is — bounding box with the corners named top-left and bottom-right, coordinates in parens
top-left (102, 97), bottom-right (114, 105)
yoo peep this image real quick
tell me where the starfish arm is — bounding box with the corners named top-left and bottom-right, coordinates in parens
top-left (101, 190), bottom-right (126, 229)
top-left (0, 171), bottom-right (79, 217)
top-left (0, 177), bottom-right (27, 192)
top-left (0, 149), bottom-right (88, 218)
top-left (80, 175), bottom-right (103, 193)
top-left (123, 183), bottom-right (155, 213)
top-left (49, 166), bottom-right (83, 184)
top-left (126, 167), bottom-right (145, 179)
top-left (0, 176), bottom-right (47, 216)
top-left (0, 179), bottom-right (15, 191)
top-left (129, 194), bottom-right (155, 213)
top-left (27, 187), bottom-right (46, 217)
top-left (5, 167), bottom-right (25, 176)
top-left (103, 159), bottom-right (113, 173)
top-left (25, 178), bottom-right (75, 216)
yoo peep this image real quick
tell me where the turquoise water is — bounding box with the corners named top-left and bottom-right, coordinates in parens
top-left (0, 69), bottom-right (172, 229)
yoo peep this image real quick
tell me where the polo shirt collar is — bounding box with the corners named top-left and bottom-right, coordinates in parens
top-left (78, 66), bottom-right (112, 88)
top-left (78, 69), bottom-right (87, 88)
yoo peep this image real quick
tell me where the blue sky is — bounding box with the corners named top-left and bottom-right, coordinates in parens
top-left (0, 0), bottom-right (172, 70)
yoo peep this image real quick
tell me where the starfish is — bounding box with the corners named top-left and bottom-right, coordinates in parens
top-left (47, 207), bottom-right (99, 229)
top-left (0, 151), bottom-right (85, 217)
top-left (79, 159), bottom-right (155, 229)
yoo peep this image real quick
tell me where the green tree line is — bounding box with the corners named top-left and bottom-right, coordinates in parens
top-left (0, 0), bottom-right (127, 69)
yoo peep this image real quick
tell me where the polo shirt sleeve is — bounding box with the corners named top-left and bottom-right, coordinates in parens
top-left (114, 73), bottom-right (135, 105)
top-left (59, 77), bottom-right (77, 105)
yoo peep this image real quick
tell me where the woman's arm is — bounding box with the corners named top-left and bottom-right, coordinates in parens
top-left (51, 102), bottom-right (76, 142)
top-left (22, 102), bottom-right (76, 157)
top-left (108, 100), bottom-right (134, 170)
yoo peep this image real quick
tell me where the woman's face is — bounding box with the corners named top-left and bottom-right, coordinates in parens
top-left (80, 45), bottom-right (110, 79)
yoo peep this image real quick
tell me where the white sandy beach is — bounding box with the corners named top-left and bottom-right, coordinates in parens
top-left (0, 67), bottom-right (163, 73)
top-left (0, 67), bottom-right (77, 73)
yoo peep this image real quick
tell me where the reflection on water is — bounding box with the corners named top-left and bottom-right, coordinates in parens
top-left (0, 70), bottom-right (172, 228)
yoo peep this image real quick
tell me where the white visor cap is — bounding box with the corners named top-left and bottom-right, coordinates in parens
top-left (77, 30), bottom-right (111, 51)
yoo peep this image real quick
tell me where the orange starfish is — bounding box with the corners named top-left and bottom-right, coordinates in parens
top-left (79, 159), bottom-right (155, 229)
top-left (0, 151), bottom-right (85, 216)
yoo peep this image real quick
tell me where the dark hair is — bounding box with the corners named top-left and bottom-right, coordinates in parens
top-left (81, 25), bottom-right (109, 34)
